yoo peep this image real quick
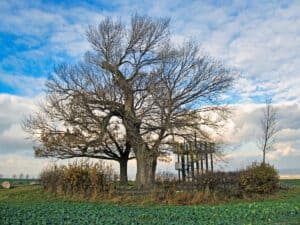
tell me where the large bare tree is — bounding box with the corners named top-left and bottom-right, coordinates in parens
top-left (24, 14), bottom-right (234, 189)
top-left (258, 98), bottom-right (278, 164)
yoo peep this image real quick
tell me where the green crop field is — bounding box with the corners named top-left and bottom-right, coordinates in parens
top-left (280, 179), bottom-right (300, 186)
top-left (0, 181), bottom-right (299, 225)
top-left (0, 178), bottom-right (39, 186)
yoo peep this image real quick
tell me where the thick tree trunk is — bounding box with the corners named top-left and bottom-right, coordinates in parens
top-left (110, 65), bottom-right (158, 189)
top-left (135, 149), bottom-right (157, 189)
top-left (119, 158), bottom-right (128, 185)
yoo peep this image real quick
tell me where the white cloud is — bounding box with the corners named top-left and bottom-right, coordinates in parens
top-left (277, 128), bottom-right (300, 143)
top-left (0, 154), bottom-right (49, 178)
top-left (0, 7), bottom-right (66, 36)
top-left (0, 73), bottom-right (46, 96)
top-left (0, 94), bottom-right (39, 154)
top-left (49, 24), bottom-right (89, 57)
top-left (267, 143), bottom-right (298, 160)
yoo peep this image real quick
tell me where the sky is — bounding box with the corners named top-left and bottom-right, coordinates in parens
top-left (0, 0), bottom-right (300, 178)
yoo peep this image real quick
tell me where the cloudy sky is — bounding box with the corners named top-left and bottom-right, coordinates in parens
top-left (0, 0), bottom-right (299, 178)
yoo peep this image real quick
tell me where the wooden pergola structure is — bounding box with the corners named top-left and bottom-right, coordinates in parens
top-left (174, 137), bottom-right (216, 182)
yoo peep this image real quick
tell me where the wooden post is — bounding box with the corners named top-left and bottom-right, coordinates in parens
top-left (186, 143), bottom-right (190, 181)
top-left (200, 142), bottom-right (204, 174)
top-left (181, 144), bottom-right (186, 182)
top-left (205, 142), bottom-right (209, 172)
top-left (190, 142), bottom-right (195, 181)
top-left (194, 133), bottom-right (200, 178)
top-left (210, 143), bottom-right (214, 173)
top-left (177, 151), bottom-right (181, 182)
top-left (196, 158), bottom-right (200, 177)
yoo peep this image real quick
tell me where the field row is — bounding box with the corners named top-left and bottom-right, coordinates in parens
top-left (1, 199), bottom-right (299, 225)
top-left (1, 185), bottom-right (299, 225)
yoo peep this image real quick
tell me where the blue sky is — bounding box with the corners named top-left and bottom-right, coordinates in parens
top-left (0, 0), bottom-right (299, 177)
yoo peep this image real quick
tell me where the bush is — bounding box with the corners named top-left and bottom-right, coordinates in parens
top-left (195, 172), bottom-right (219, 193)
top-left (151, 172), bottom-right (178, 203)
top-left (40, 160), bottom-right (116, 197)
top-left (239, 162), bottom-right (279, 194)
top-left (155, 171), bottom-right (177, 183)
top-left (195, 171), bottom-right (242, 198)
top-left (40, 164), bottom-right (65, 194)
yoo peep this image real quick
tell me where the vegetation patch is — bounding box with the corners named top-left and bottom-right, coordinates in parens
top-left (40, 160), bottom-right (116, 198)
top-left (0, 184), bottom-right (299, 225)
top-left (239, 163), bottom-right (279, 195)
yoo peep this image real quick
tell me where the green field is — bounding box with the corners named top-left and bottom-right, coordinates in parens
top-left (0, 181), bottom-right (299, 225)
top-left (280, 179), bottom-right (300, 186)
top-left (0, 178), bottom-right (39, 186)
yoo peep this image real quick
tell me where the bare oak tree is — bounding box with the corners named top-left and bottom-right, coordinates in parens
top-left (24, 14), bottom-right (235, 189)
top-left (258, 98), bottom-right (278, 164)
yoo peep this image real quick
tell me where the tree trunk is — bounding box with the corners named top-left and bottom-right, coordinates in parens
top-left (263, 149), bottom-right (266, 165)
top-left (135, 149), bottom-right (157, 189)
top-left (151, 157), bottom-right (157, 181)
top-left (119, 158), bottom-right (128, 185)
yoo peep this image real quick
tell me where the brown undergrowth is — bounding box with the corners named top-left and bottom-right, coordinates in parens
top-left (39, 161), bottom-right (283, 206)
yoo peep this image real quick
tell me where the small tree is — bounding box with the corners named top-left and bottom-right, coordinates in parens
top-left (258, 98), bottom-right (278, 164)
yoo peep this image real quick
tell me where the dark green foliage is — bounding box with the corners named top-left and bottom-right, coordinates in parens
top-left (239, 163), bottom-right (279, 194)
top-left (0, 201), bottom-right (298, 225)
top-left (1, 183), bottom-right (300, 224)
top-left (40, 161), bottom-right (116, 197)
top-left (0, 186), bottom-right (299, 225)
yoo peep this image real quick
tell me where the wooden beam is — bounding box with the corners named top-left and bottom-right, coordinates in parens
top-left (205, 142), bottom-right (209, 172)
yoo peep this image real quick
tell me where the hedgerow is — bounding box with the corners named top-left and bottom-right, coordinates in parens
top-left (40, 160), bottom-right (116, 197)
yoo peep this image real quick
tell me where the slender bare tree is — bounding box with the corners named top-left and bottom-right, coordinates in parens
top-left (258, 98), bottom-right (278, 164)
top-left (24, 14), bottom-right (235, 189)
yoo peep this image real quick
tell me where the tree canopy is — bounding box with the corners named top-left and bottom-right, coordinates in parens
top-left (23, 14), bottom-right (235, 189)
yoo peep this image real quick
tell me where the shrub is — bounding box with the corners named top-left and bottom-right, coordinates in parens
top-left (215, 171), bottom-right (242, 198)
top-left (40, 160), bottom-right (116, 197)
top-left (195, 172), bottom-right (218, 194)
top-left (155, 171), bottom-right (177, 183)
top-left (151, 171), bottom-right (178, 203)
top-left (40, 164), bottom-right (64, 194)
top-left (194, 172), bottom-right (241, 197)
top-left (239, 162), bottom-right (279, 194)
